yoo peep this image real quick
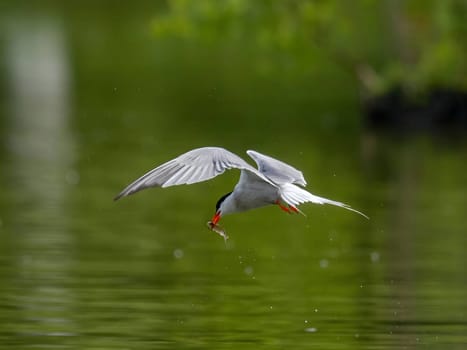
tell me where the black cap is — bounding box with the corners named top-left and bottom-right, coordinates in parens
top-left (215, 192), bottom-right (232, 212)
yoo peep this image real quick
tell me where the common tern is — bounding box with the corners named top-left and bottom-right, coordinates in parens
top-left (115, 147), bottom-right (368, 239)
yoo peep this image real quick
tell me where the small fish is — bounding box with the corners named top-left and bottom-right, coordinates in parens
top-left (207, 221), bottom-right (229, 241)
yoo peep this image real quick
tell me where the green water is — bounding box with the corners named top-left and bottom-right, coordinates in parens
top-left (0, 3), bottom-right (466, 349)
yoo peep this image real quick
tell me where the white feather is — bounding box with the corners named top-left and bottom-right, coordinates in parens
top-left (280, 183), bottom-right (369, 219)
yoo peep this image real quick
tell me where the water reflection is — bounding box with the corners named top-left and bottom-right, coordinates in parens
top-left (361, 132), bottom-right (467, 348)
top-left (4, 16), bottom-right (77, 344)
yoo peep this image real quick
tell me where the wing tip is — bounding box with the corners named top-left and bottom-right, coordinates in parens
top-left (295, 179), bottom-right (307, 187)
top-left (113, 186), bottom-right (141, 201)
top-left (113, 191), bottom-right (126, 201)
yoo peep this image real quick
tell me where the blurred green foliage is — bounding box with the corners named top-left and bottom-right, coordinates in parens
top-left (152, 0), bottom-right (467, 98)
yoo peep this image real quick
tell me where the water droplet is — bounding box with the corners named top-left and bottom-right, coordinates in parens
top-left (173, 249), bottom-right (184, 259)
top-left (370, 251), bottom-right (380, 262)
top-left (244, 266), bottom-right (254, 276)
top-left (304, 327), bottom-right (317, 333)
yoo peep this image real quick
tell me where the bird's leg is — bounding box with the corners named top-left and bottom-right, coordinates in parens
top-left (275, 200), bottom-right (291, 214)
top-left (288, 205), bottom-right (299, 214)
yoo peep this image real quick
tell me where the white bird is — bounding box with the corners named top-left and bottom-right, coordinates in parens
top-left (114, 147), bottom-right (368, 239)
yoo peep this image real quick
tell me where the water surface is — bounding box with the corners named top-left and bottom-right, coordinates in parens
top-left (0, 3), bottom-right (466, 349)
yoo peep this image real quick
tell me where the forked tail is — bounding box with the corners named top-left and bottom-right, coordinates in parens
top-left (279, 183), bottom-right (369, 219)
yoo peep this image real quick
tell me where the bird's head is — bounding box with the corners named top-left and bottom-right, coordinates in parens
top-left (211, 191), bottom-right (232, 224)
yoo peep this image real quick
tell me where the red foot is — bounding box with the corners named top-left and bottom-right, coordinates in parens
top-left (289, 205), bottom-right (299, 213)
top-left (275, 200), bottom-right (291, 213)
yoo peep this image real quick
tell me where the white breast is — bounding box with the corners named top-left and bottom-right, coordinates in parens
top-left (229, 170), bottom-right (279, 213)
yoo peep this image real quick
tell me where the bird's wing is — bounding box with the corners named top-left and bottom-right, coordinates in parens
top-left (279, 183), bottom-right (369, 219)
top-left (114, 147), bottom-right (266, 200)
top-left (246, 150), bottom-right (307, 186)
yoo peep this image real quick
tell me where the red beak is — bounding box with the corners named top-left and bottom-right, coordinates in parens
top-left (211, 211), bottom-right (221, 225)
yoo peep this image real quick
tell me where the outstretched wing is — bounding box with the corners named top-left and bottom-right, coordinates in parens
top-left (247, 150), bottom-right (307, 187)
top-left (114, 147), bottom-right (262, 200)
top-left (279, 183), bottom-right (369, 219)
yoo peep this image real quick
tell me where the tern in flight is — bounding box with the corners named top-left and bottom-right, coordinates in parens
top-left (115, 147), bottom-right (368, 239)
